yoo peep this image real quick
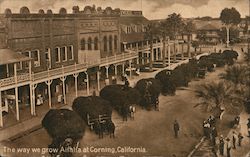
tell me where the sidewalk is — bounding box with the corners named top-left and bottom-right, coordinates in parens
top-left (217, 111), bottom-right (250, 157)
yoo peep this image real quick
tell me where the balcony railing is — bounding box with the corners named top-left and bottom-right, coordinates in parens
top-left (100, 51), bottom-right (138, 65)
top-left (0, 52), bottom-right (138, 88)
top-left (0, 73), bottom-right (30, 87)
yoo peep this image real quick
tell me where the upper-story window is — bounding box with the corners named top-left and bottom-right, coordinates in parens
top-left (55, 47), bottom-right (60, 63)
top-left (31, 50), bottom-right (40, 67)
top-left (81, 39), bottom-right (85, 50)
top-left (109, 35), bottom-right (113, 51)
top-left (61, 46), bottom-right (67, 62)
top-left (88, 37), bottom-right (92, 50)
top-left (94, 37), bottom-right (98, 50)
top-left (45, 48), bottom-right (51, 69)
top-left (104, 36), bottom-right (107, 52)
top-left (114, 35), bottom-right (118, 50)
top-left (68, 45), bottom-right (74, 60)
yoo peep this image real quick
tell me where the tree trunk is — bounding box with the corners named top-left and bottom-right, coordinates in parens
top-left (149, 40), bottom-right (153, 71)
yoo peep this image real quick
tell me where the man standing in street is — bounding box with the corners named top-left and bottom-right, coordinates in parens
top-left (219, 135), bottom-right (224, 156)
top-left (238, 132), bottom-right (243, 146)
top-left (232, 131), bottom-right (237, 149)
top-left (173, 120), bottom-right (180, 138)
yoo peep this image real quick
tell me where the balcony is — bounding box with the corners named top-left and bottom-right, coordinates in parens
top-left (0, 51), bottom-right (138, 88)
top-left (100, 51), bottom-right (138, 66)
top-left (0, 73), bottom-right (30, 89)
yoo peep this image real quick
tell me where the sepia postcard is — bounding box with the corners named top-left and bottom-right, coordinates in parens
top-left (0, 0), bottom-right (249, 157)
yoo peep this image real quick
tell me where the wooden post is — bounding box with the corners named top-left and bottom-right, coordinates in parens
top-left (45, 80), bottom-right (53, 108)
top-left (129, 60), bottom-right (132, 78)
top-left (84, 71), bottom-right (90, 95)
top-left (14, 63), bottom-right (19, 121)
top-left (105, 66), bottom-right (109, 79)
top-left (97, 71), bottom-right (100, 91)
top-left (73, 73), bottom-right (79, 97)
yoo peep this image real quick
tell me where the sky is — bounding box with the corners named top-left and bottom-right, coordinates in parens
top-left (0, 0), bottom-right (249, 19)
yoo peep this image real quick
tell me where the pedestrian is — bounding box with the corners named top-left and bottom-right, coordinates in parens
top-left (238, 132), bottom-right (243, 146)
top-left (211, 127), bottom-right (217, 145)
top-left (173, 120), bottom-right (180, 138)
top-left (232, 131), bottom-right (237, 149)
top-left (219, 135), bottom-right (224, 156)
top-left (226, 138), bottom-right (232, 157)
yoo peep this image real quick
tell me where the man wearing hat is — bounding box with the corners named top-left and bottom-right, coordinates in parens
top-left (219, 135), bottom-right (224, 156)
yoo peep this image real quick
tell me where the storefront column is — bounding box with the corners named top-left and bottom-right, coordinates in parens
top-left (122, 63), bottom-right (125, 75)
top-left (84, 71), bottom-right (90, 95)
top-left (0, 91), bottom-right (3, 127)
top-left (60, 76), bottom-right (67, 104)
top-left (114, 64), bottom-right (118, 76)
top-left (96, 71), bottom-right (100, 91)
top-left (31, 84), bottom-right (37, 115)
top-left (73, 73), bottom-right (79, 97)
top-left (45, 80), bottom-right (53, 108)
top-left (168, 40), bottom-right (171, 67)
top-left (105, 66), bottom-right (109, 79)
top-left (129, 60), bottom-right (132, 78)
top-left (14, 63), bottom-right (19, 121)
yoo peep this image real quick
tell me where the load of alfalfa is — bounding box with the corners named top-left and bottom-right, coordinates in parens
top-left (134, 78), bottom-right (162, 109)
top-left (72, 96), bottom-right (112, 124)
top-left (99, 84), bottom-right (141, 116)
top-left (42, 109), bottom-right (86, 150)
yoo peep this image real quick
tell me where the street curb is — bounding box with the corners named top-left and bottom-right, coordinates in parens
top-left (187, 136), bottom-right (205, 157)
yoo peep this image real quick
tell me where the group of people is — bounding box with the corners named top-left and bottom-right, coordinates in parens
top-left (201, 115), bottom-right (249, 157)
top-left (203, 115), bottom-right (216, 141)
top-left (218, 131), bottom-right (244, 157)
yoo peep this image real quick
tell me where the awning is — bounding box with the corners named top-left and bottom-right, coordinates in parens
top-left (0, 49), bottom-right (32, 65)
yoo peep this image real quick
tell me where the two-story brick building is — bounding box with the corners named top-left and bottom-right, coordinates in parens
top-left (0, 6), bottom-right (138, 127)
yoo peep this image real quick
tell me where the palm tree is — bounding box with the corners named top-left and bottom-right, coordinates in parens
top-left (165, 13), bottom-right (185, 61)
top-left (195, 81), bottom-right (243, 119)
top-left (221, 64), bottom-right (247, 85)
top-left (144, 23), bottom-right (160, 71)
top-left (184, 21), bottom-right (196, 58)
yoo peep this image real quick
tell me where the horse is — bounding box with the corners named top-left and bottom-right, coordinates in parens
top-left (121, 106), bottom-right (129, 121)
top-left (106, 120), bottom-right (115, 138)
top-left (93, 121), bottom-right (103, 139)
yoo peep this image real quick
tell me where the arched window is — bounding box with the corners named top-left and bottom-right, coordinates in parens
top-left (109, 35), bottom-right (113, 51)
top-left (104, 36), bottom-right (107, 52)
top-left (94, 37), bottom-right (98, 50)
top-left (81, 39), bottom-right (85, 50)
top-left (88, 37), bottom-right (92, 50)
top-left (114, 35), bottom-right (118, 50)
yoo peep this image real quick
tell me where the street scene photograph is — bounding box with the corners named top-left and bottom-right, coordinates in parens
top-left (0, 0), bottom-right (249, 156)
